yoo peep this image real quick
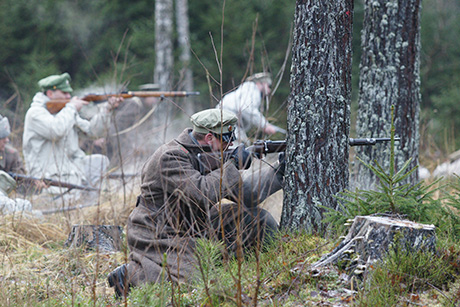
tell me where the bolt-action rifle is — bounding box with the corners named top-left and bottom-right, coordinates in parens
top-left (8, 172), bottom-right (99, 192)
top-left (196, 137), bottom-right (400, 174)
top-left (248, 137), bottom-right (401, 157)
top-left (46, 90), bottom-right (200, 114)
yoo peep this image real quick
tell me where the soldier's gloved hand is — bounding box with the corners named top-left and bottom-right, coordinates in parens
top-left (276, 152), bottom-right (286, 183)
top-left (230, 144), bottom-right (253, 170)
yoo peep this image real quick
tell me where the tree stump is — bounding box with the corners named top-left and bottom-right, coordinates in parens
top-left (312, 215), bottom-right (436, 274)
top-left (65, 225), bottom-right (124, 253)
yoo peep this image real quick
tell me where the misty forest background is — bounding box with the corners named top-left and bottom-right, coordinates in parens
top-left (1, 0), bottom-right (459, 167)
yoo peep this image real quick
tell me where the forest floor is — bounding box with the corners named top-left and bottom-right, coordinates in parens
top-left (1, 173), bottom-right (458, 306)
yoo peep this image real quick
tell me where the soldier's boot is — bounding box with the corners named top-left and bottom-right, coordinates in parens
top-left (107, 264), bottom-right (130, 298)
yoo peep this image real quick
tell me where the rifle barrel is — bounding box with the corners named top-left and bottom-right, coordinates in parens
top-left (247, 137), bottom-right (400, 154)
top-left (349, 137), bottom-right (400, 146)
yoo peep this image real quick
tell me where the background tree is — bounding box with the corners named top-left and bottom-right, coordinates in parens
top-left (188, 0), bottom-right (294, 112)
top-left (153, 0), bottom-right (174, 142)
top-left (154, 0), bottom-right (174, 90)
top-left (352, 0), bottom-right (421, 190)
top-left (176, 0), bottom-right (193, 92)
top-left (280, 0), bottom-right (354, 233)
top-left (419, 0), bottom-right (460, 153)
top-left (0, 0), bottom-right (458, 159)
top-left (176, 0), bottom-right (195, 115)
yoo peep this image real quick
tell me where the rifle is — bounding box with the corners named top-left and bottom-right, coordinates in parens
top-left (46, 91), bottom-right (200, 114)
top-left (196, 137), bottom-right (400, 174)
top-left (8, 172), bottom-right (99, 192)
top-left (248, 137), bottom-right (401, 157)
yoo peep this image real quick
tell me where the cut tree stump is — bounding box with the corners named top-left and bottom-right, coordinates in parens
top-left (65, 225), bottom-right (124, 253)
top-left (312, 215), bottom-right (436, 274)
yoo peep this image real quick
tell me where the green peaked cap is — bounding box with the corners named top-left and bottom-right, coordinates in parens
top-left (191, 109), bottom-right (237, 135)
top-left (38, 72), bottom-right (73, 93)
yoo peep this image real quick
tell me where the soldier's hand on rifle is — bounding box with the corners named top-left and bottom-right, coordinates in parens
top-left (230, 144), bottom-right (253, 170)
top-left (34, 179), bottom-right (48, 191)
top-left (264, 123), bottom-right (278, 135)
top-left (93, 137), bottom-right (106, 149)
top-left (69, 96), bottom-right (89, 111)
top-left (107, 96), bottom-right (123, 111)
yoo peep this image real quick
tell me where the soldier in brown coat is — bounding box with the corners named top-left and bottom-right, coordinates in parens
top-left (0, 114), bottom-right (25, 175)
top-left (108, 109), bottom-right (284, 297)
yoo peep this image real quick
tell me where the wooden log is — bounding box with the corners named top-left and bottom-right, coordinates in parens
top-left (65, 225), bottom-right (124, 253)
top-left (312, 215), bottom-right (436, 273)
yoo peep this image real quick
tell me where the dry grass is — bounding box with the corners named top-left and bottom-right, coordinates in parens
top-left (1, 172), bottom-right (459, 306)
top-left (0, 179), bottom-right (139, 306)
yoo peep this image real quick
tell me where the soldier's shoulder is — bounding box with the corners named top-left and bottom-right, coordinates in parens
top-left (5, 144), bottom-right (19, 155)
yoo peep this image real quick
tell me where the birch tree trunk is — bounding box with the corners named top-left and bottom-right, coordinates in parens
top-left (352, 0), bottom-right (421, 190)
top-left (175, 0), bottom-right (195, 115)
top-left (154, 0), bottom-right (174, 142)
top-left (280, 0), bottom-right (354, 233)
top-left (154, 0), bottom-right (174, 90)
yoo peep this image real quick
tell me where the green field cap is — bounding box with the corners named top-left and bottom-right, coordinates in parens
top-left (38, 72), bottom-right (73, 93)
top-left (191, 109), bottom-right (237, 139)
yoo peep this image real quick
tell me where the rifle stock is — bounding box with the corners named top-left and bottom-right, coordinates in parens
top-left (8, 172), bottom-right (99, 192)
top-left (46, 90), bottom-right (200, 114)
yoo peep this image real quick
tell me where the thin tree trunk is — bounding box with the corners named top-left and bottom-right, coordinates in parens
top-left (154, 0), bottom-right (174, 142)
top-left (352, 0), bottom-right (421, 190)
top-left (175, 0), bottom-right (195, 116)
top-left (280, 0), bottom-right (354, 233)
top-left (154, 0), bottom-right (174, 90)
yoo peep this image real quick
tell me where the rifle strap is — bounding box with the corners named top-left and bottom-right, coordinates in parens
top-left (110, 101), bottom-right (160, 137)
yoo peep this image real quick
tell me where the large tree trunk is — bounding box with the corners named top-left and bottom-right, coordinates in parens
top-left (352, 0), bottom-right (421, 190)
top-left (280, 0), bottom-right (354, 233)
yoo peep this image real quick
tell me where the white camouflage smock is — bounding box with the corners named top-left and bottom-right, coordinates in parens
top-left (216, 81), bottom-right (269, 142)
top-left (23, 92), bottom-right (110, 190)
